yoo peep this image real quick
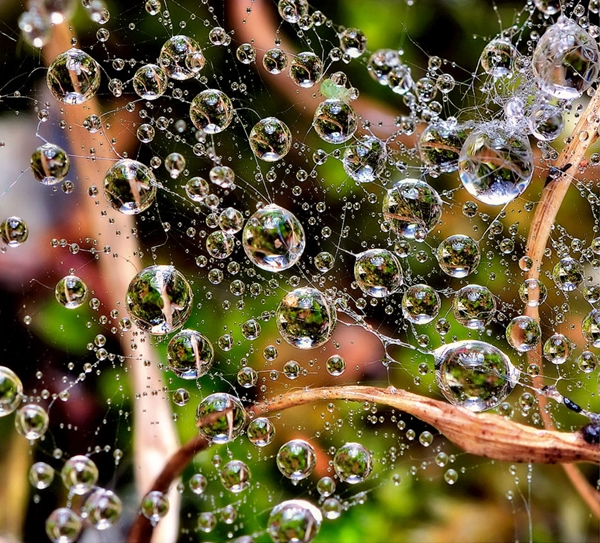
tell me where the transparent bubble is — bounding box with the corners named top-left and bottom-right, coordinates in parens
top-left (19, 9), bottom-right (52, 48)
top-left (46, 48), bottom-right (101, 105)
top-left (249, 117), bottom-right (292, 162)
top-left (81, 488), bottom-right (122, 530)
top-left (353, 248), bottom-right (403, 298)
top-left (219, 207), bottom-right (244, 233)
top-left (263, 48), bottom-right (289, 74)
top-left (0, 217), bottom-right (29, 247)
top-left (164, 152), bottom-right (185, 179)
top-left (326, 354), bottom-right (346, 376)
top-left (172, 388), bottom-right (190, 406)
top-left (190, 89), bottom-right (234, 134)
top-left (185, 177), bottom-right (209, 202)
top-left (317, 476), bottom-right (336, 497)
top-left (276, 287), bottom-right (337, 349)
top-left (289, 52), bottom-right (323, 88)
top-left (61, 455), bottom-right (98, 495)
top-left (208, 26), bottom-right (230, 45)
top-left (436, 234), bottom-right (480, 278)
top-left (314, 251), bottom-right (334, 272)
top-left (136, 123), bottom-right (155, 143)
top-left (15, 403), bottom-right (49, 440)
top-left (434, 340), bottom-right (519, 412)
top-left (276, 439), bottom-right (316, 481)
top-left (241, 319), bottom-right (261, 340)
top-left (31, 143), bottom-right (70, 185)
top-left (418, 121), bottom-right (468, 174)
top-left (582, 309), bottom-right (600, 348)
top-left (313, 99), bottom-right (357, 144)
top-left (29, 462), bottom-right (54, 489)
top-left (577, 350), bottom-right (598, 373)
top-left (145, 0), bottom-right (161, 15)
top-left (458, 125), bottom-right (533, 206)
top-left (206, 230), bottom-right (235, 259)
top-left (382, 179), bottom-right (443, 240)
top-left (480, 39), bottom-right (517, 77)
top-left (322, 497), bottom-right (343, 520)
top-left (267, 499), bottom-right (322, 543)
top-left (0, 366), bottom-right (23, 417)
top-left (125, 265), bottom-right (193, 335)
top-left (505, 315), bottom-right (541, 352)
top-left (198, 511), bottom-right (216, 533)
top-left (220, 460), bottom-right (251, 493)
top-left (401, 284), bottom-right (441, 324)
top-left (237, 366), bottom-right (258, 388)
top-left (368, 49), bottom-right (402, 86)
top-left (132, 64), bottom-right (168, 100)
top-left (209, 165), bottom-right (235, 188)
top-left (444, 469), bottom-right (459, 485)
top-left (83, 113), bottom-right (102, 133)
top-left (552, 257), bottom-right (584, 292)
top-left (196, 393), bottom-right (246, 444)
top-left (236, 43), bottom-right (256, 64)
top-left (543, 333), bottom-right (571, 364)
top-left (534, 0), bottom-right (562, 14)
top-left (339, 28), bottom-right (367, 58)
top-left (342, 136), bottom-right (387, 182)
top-left (103, 159), bottom-right (157, 215)
top-left (141, 491), bottom-right (169, 526)
top-left (159, 35), bottom-right (205, 80)
top-left (45, 508), bottom-right (82, 543)
top-left (167, 329), bottom-right (214, 379)
top-left (333, 442), bottom-right (373, 484)
top-left (282, 360), bottom-right (301, 379)
top-left (388, 64), bottom-right (414, 95)
top-left (55, 275), bottom-right (88, 309)
top-left (243, 204), bottom-right (305, 272)
top-left (452, 284), bottom-right (496, 330)
top-left (189, 473), bottom-right (207, 494)
top-left (532, 17), bottom-right (599, 100)
top-left (518, 278), bottom-right (548, 307)
top-left (247, 417), bottom-right (276, 447)
top-left (529, 105), bottom-right (564, 142)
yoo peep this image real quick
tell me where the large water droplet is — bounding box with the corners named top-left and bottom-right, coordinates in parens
top-left (267, 499), bottom-right (322, 543)
top-left (333, 442), bottom-right (373, 484)
top-left (196, 393), bottom-right (246, 444)
top-left (189, 89), bottom-right (234, 134)
top-left (31, 143), bottom-right (70, 185)
top-left (276, 439), bottom-right (316, 481)
top-left (46, 48), bottom-right (101, 105)
top-left (81, 488), bottom-right (123, 530)
top-left (61, 455), bottom-right (99, 495)
top-left (167, 329), bottom-right (214, 379)
top-left (45, 508), bottom-right (82, 543)
top-left (353, 248), bottom-right (403, 298)
top-left (159, 35), bottom-right (205, 80)
top-left (103, 159), bottom-right (157, 215)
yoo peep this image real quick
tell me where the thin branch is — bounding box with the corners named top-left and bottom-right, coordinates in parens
top-left (126, 385), bottom-right (599, 543)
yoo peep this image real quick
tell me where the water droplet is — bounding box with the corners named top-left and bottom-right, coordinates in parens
top-left (339, 27), bottom-right (367, 58)
top-left (313, 99), bottom-right (357, 144)
top-left (81, 488), bottom-right (122, 530)
top-left (220, 460), bottom-right (251, 493)
top-left (31, 143), bottom-right (70, 185)
top-left (505, 316), bottom-right (541, 352)
top-left (0, 367), bottom-right (23, 417)
top-left (276, 439), bottom-right (316, 481)
top-left (518, 278), bottom-right (548, 307)
top-left (189, 473), bottom-right (207, 494)
top-left (552, 257), bottom-right (584, 292)
top-left (418, 121), bottom-right (468, 174)
top-left (263, 48), bottom-right (289, 74)
top-left (103, 159), bottom-right (157, 215)
top-left (15, 403), bottom-right (49, 440)
top-left (141, 491), bottom-right (169, 525)
top-left (190, 89), bottom-right (234, 134)
top-left (247, 417), bottom-right (276, 447)
top-left (132, 64), bottom-right (168, 100)
top-left (543, 333), bottom-right (571, 364)
top-left (45, 508), bottom-right (82, 543)
top-left (0, 217), bottom-right (29, 247)
top-left (289, 52), bottom-right (323, 88)
top-left (249, 117), bottom-right (292, 162)
top-left (167, 329), bottom-right (214, 379)
top-left (353, 248), bottom-right (403, 298)
top-left (436, 234), bottom-right (480, 278)
top-left (333, 442), bottom-right (373, 484)
top-left (342, 136), bottom-right (387, 183)
top-left (326, 354), bottom-right (346, 376)
top-left (29, 462), bottom-right (54, 489)
top-left (267, 499), bottom-right (322, 543)
top-left (159, 35), bottom-right (205, 80)
top-left (61, 455), bottom-right (98, 495)
top-left (402, 284), bottom-right (441, 324)
top-left (196, 393), bottom-right (246, 444)
top-left (46, 48), bottom-right (101, 105)
top-left (480, 38), bottom-right (517, 77)
top-left (55, 275), bottom-right (88, 309)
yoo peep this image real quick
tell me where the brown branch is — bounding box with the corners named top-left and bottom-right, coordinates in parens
top-left (126, 385), bottom-right (599, 543)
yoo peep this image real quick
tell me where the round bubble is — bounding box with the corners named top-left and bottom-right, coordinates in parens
top-left (55, 275), bottom-right (88, 309)
top-left (534, 0), bottom-right (561, 14)
top-left (45, 508), bottom-right (82, 543)
top-left (81, 488), bottom-right (122, 530)
top-left (342, 136), bottom-right (387, 182)
top-left (452, 284), bottom-right (496, 330)
top-left (103, 159), bottom-right (157, 215)
top-left (159, 35), bottom-right (205, 80)
top-left (382, 179), bottom-right (443, 240)
top-left (237, 366), bottom-right (258, 388)
top-left (543, 333), bottom-right (571, 364)
top-left (267, 499), bottom-right (322, 543)
top-left (196, 393), bottom-right (246, 444)
top-left (313, 99), bottom-right (357, 144)
top-left (209, 165), bottom-right (235, 188)
top-left (353, 248), bottom-right (403, 298)
top-left (552, 256), bottom-right (584, 292)
top-left (29, 462), bottom-right (55, 489)
top-left (326, 354), bottom-right (346, 376)
top-left (368, 49), bottom-right (402, 86)
top-left (0, 216), bottom-right (29, 247)
top-left (241, 319), bottom-right (261, 340)
top-left (31, 143), bottom-right (70, 185)
top-left (276, 287), bottom-right (337, 349)
top-left (401, 284), bottom-right (441, 324)
top-left (276, 439), bottom-right (316, 481)
top-left (263, 48), bottom-right (289, 74)
top-left (278, 0), bottom-right (309, 22)
top-left (333, 442), bottom-right (373, 484)
top-left (0, 366), bottom-right (23, 417)
top-left (15, 403), bottom-right (49, 440)
top-left (480, 39), bottom-right (517, 77)
top-left (220, 460), bottom-right (251, 493)
top-left (529, 105), bottom-right (564, 142)
top-left (458, 125), bottom-right (533, 206)
top-left (436, 234), bottom-right (480, 278)
top-left (418, 121), bottom-right (468, 174)
top-left (289, 52), bottom-right (323, 88)
top-left (505, 315), bottom-right (541, 352)
top-left (141, 491), bottom-right (169, 526)
top-left (249, 117), bottom-right (292, 162)
top-left (434, 340), bottom-right (519, 412)
top-left (582, 309), bottom-right (600, 348)
top-left (61, 455), bottom-right (98, 495)
top-left (185, 177), bottom-right (209, 202)
top-left (189, 473), bottom-right (207, 494)
top-left (190, 89), bottom-right (234, 134)
top-left (247, 417), bottom-right (276, 447)
top-left (133, 64), bottom-right (168, 100)
top-left (19, 9), bottom-right (52, 48)
top-left (206, 230), bottom-right (235, 259)
top-left (532, 17), bottom-right (599, 100)
top-left (314, 251), bottom-right (334, 272)
top-left (219, 207), bottom-right (244, 234)
top-left (126, 265), bottom-right (193, 335)
top-left (283, 360), bottom-right (301, 379)
top-left (339, 28), bottom-right (367, 58)
top-left (236, 43), bottom-right (256, 64)
top-left (46, 48), bottom-right (101, 105)
top-left (165, 152), bottom-right (185, 179)
top-left (518, 278), bottom-right (548, 307)
top-left (243, 204), bottom-right (305, 272)
top-left (167, 329), bottom-right (214, 379)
